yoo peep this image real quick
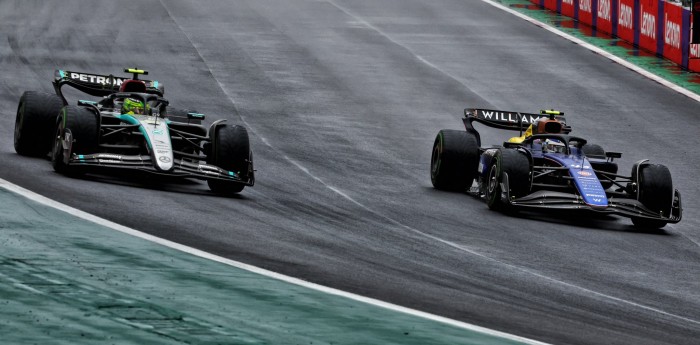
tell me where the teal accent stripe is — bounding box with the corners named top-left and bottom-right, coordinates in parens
top-left (114, 114), bottom-right (152, 149)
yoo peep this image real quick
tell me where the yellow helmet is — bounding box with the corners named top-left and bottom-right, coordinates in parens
top-left (123, 97), bottom-right (147, 114)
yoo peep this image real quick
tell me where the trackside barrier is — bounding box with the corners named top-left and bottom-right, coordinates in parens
top-left (528, 0), bottom-right (700, 71)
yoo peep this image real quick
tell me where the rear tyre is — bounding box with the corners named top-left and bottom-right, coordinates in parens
top-left (430, 129), bottom-right (479, 191)
top-left (51, 106), bottom-right (99, 175)
top-left (583, 143), bottom-right (617, 190)
top-left (14, 91), bottom-right (64, 157)
top-left (582, 144), bottom-right (605, 159)
top-left (631, 163), bottom-right (672, 230)
top-left (486, 148), bottom-right (531, 211)
top-left (207, 124), bottom-right (252, 195)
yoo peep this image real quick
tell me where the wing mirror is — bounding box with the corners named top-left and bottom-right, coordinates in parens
top-left (187, 112), bottom-right (205, 120)
top-left (606, 151), bottom-right (622, 162)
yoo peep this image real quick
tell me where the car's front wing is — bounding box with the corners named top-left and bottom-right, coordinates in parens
top-left (469, 175), bottom-right (682, 223)
top-left (505, 189), bottom-right (682, 223)
top-left (67, 153), bottom-right (254, 186)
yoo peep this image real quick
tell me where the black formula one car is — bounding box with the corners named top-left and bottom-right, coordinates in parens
top-left (430, 108), bottom-right (682, 230)
top-left (14, 68), bottom-right (254, 194)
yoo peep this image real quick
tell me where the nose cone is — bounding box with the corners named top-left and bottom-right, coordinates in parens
top-left (569, 158), bottom-right (608, 208)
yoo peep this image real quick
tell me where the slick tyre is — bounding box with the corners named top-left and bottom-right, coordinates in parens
top-left (14, 91), bottom-right (64, 157)
top-left (485, 148), bottom-right (531, 212)
top-left (582, 143), bottom-right (616, 190)
top-left (430, 129), bottom-right (479, 192)
top-left (582, 144), bottom-right (605, 159)
top-left (51, 106), bottom-right (99, 175)
top-left (207, 124), bottom-right (252, 195)
top-left (631, 163), bottom-right (672, 230)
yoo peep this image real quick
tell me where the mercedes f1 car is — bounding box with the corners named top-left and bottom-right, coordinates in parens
top-left (430, 108), bottom-right (682, 229)
top-left (14, 68), bottom-right (254, 194)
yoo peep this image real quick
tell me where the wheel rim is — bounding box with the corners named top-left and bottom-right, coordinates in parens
top-left (487, 164), bottom-right (498, 196)
top-left (51, 124), bottom-right (63, 165)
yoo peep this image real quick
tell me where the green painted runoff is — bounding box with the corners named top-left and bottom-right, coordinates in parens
top-left (0, 187), bottom-right (529, 345)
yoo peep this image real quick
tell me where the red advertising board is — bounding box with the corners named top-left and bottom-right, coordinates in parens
top-left (579, 0), bottom-right (596, 26)
top-left (597, 0), bottom-right (615, 35)
top-left (692, 5), bottom-right (700, 71)
top-left (544, 0), bottom-right (558, 12)
top-left (690, 31), bottom-right (700, 71)
top-left (662, 2), bottom-right (684, 65)
top-left (690, 47), bottom-right (700, 72)
top-left (561, 0), bottom-right (576, 18)
top-left (638, 0), bottom-right (660, 54)
top-left (617, 0), bottom-right (636, 43)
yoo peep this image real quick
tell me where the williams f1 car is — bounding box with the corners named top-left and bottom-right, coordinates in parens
top-left (14, 68), bottom-right (254, 194)
top-left (430, 108), bottom-right (682, 229)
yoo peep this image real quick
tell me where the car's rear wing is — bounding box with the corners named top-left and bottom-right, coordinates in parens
top-left (463, 108), bottom-right (567, 131)
top-left (52, 69), bottom-right (163, 104)
top-left (462, 108), bottom-right (569, 147)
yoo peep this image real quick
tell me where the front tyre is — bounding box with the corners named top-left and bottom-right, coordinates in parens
top-left (430, 129), bottom-right (479, 191)
top-left (51, 106), bottom-right (99, 175)
top-left (485, 148), bottom-right (531, 211)
top-left (631, 163), bottom-right (672, 230)
top-left (14, 91), bottom-right (64, 157)
top-left (207, 124), bottom-right (252, 195)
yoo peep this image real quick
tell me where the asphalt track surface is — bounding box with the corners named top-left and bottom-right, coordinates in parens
top-left (1, 1), bottom-right (699, 344)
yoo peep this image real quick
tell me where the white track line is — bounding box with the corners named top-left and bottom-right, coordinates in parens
top-left (481, 0), bottom-right (700, 102)
top-left (0, 177), bottom-right (549, 344)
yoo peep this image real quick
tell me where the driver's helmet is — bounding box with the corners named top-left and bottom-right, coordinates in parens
top-left (543, 138), bottom-right (566, 153)
top-left (123, 97), bottom-right (147, 114)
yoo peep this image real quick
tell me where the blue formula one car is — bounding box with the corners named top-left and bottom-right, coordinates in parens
top-left (14, 68), bottom-right (254, 195)
top-left (430, 108), bottom-right (682, 230)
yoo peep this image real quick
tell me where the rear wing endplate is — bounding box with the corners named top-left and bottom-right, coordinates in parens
top-left (52, 69), bottom-right (163, 104)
